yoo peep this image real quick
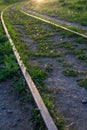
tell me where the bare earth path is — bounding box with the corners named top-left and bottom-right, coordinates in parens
top-left (0, 80), bottom-right (34, 130)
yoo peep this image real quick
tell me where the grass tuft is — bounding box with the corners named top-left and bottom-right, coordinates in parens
top-left (77, 78), bottom-right (87, 89)
top-left (63, 68), bottom-right (78, 76)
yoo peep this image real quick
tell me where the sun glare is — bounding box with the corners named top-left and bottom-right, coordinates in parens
top-left (36, 0), bottom-right (44, 3)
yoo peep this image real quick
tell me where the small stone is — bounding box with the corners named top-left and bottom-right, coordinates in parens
top-left (81, 99), bottom-right (87, 104)
top-left (16, 117), bottom-right (21, 122)
top-left (12, 122), bottom-right (17, 127)
top-left (0, 113), bottom-right (2, 116)
top-left (1, 106), bottom-right (6, 110)
top-left (7, 109), bottom-right (13, 114)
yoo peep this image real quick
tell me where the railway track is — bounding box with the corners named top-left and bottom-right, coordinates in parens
top-left (1, 4), bottom-right (87, 130)
top-left (20, 7), bottom-right (87, 39)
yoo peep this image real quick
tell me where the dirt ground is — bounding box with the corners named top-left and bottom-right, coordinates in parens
top-left (0, 80), bottom-right (34, 130)
top-left (2, 5), bottom-right (87, 130)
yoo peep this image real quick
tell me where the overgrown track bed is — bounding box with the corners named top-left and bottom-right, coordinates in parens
top-left (21, 7), bottom-right (87, 38)
top-left (0, 20), bottom-right (46, 130)
top-left (21, 5), bottom-right (87, 37)
top-left (3, 5), bottom-right (87, 130)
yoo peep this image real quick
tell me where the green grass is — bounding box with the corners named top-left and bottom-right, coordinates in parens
top-left (0, 41), bottom-right (11, 55)
top-left (73, 48), bottom-right (84, 55)
top-left (31, 108), bottom-right (47, 130)
top-left (62, 61), bottom-right (73, 68)
top-left (0, 0), bottom-right (25, 13)
top-left (77, 78), bottom-right (87, 89)
top-left (56, 57), bottom-right (65, 63)
top-left (59, 30), bottom-right (76, 37)
top-left (59, 41), bottom-right (77, 50)
top-left (45, 63), bottom-right (53, 72)
top-left (28, 65), bottom-right (47, 87)
top-left (12, 77), bottom-right (26, 94)
top-left (0, 33), bottom-right (19, 81)
top-left (42, 93), bottom-right (65, 130)
top-left (77, 53), bottom-right (87, 60)
top-left (0, 34), bottom-right (8, 42)
top-left (0, 54), bottom-right (19, 81)
top-left (63, 68), bottom-right (78, 76)
top-left (76, 37), bottom-right (87, 44)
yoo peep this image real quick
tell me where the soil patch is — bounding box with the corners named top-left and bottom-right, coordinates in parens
top-left (0, 80), bottom-right (34, 130)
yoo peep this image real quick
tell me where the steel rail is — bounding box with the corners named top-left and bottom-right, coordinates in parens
top-left (1, 9), bottom-right (58, 130)
top-left (20, 9), bottom-right (87, 39)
